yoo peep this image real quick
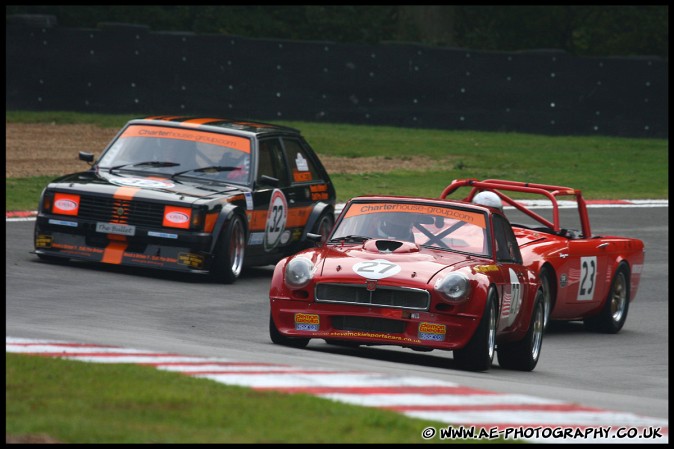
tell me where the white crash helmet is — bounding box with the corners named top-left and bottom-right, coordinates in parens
top-left (472, 191), bottom-right (503, 211)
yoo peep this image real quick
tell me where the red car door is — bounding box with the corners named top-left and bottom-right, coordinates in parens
top-left (492, 214), bottom-right (532, 333)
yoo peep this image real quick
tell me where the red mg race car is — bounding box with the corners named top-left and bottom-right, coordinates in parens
top-left (269, 194), bottom-right (545, 372)
top-left (440, 179), bottom-right (645, 333)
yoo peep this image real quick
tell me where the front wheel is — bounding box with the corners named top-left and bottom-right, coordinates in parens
top-left (453, 287), bottom-right (497, 372)
top-left (211, 214), bottom-right (245, 284)
top-left (497, 288), bottom-right (544, 371)
top-left (269, 314), bottom-right (310, 348)
top-left (584, 265), bottom-right (630, 333)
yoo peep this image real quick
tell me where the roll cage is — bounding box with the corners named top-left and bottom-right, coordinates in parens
top-left (440, 178), bottom-right (592, 238)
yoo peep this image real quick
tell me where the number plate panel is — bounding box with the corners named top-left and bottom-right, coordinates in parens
top-left (96, 222), bottom-right (136, 236)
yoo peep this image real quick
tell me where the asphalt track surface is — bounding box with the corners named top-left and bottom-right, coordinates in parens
top-left (6, 205), bottom-right (668, 440)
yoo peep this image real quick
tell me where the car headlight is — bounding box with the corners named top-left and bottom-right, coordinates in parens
top-left (285, 257), bottom-right (315, 288)
top-left (435, 272), bottom-right (471, 302)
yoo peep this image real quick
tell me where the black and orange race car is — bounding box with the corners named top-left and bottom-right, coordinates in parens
top-left (33, 116), bottom-right (336, 283)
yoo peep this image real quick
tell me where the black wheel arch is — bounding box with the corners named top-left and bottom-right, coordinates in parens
top-left (208, 203), bottom-right (248, 254)
top-left (300, 201), bottom-right (334, 241)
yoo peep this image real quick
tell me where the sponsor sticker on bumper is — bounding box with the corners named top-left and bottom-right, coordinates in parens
top-left (294, 313), bottom-right (320, 331)
top-left (418, 322), bottom-right (446, 341)
top-left (178, 252), bottom-right (205, 269)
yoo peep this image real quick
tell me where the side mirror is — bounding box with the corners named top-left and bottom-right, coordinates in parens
top-left (79, 152), bottom-right (95, 165)
top-left (306, 233), bottom-right (324, 246)
top-left (79, 151), bottom-right (94, 163)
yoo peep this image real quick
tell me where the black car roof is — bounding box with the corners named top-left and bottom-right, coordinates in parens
top-left (135, 116), bottom-right (301, 136)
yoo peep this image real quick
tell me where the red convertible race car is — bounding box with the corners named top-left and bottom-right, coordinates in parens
top-left (440, 179), bottom-right (645, 334)
top-left (269, 193), bottom-right (545, 372)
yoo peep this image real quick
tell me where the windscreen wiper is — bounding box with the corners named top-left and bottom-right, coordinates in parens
top-left (108, 161), bottom-right (179, 173)
top-left (328, 235), bottom-right (371, 243)
top-left (171, 166), bottom-right (239, 178)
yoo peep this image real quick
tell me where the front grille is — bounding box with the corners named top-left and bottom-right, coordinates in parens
top-left (78, 195), bottom-right (166, 227)
top-left (315, 283), bottom-right (430, 311)
top-left (331, 316), bottom-right (406, 333)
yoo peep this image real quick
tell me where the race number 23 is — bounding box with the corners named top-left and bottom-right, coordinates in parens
top-left (577, 256), bottom-right (597, 301)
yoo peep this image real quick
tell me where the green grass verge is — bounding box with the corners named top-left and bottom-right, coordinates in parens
top-left (6, 353), bottom-right (512, 444)
top-left (5, 110), bottom-right (668, 211)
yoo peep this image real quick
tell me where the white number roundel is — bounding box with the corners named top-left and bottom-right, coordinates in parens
top-left (264, 189), bottom-right (288, 251)
top-left (108, 176), bottom-right (175, 189)
top-left (353, 259), bottom-right (402, 279)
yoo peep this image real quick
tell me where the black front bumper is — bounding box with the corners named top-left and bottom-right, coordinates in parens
top-left (34, 215), bottom-right (215, 273)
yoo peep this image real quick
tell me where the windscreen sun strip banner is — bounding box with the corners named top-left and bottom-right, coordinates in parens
top-left (120, 125), bottom-right (251, 153)
top-left (345, 202), bottom-right (487, 228)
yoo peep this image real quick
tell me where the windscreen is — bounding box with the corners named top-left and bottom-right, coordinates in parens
top-left (332, 201), bottom-right (490, 257)
top-left (97, 125), bottom-right (252, 185)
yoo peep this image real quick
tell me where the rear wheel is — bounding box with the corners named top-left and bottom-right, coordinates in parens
top-left (454, 287), bottom-right (497, 372)
top-left (211, 214), bottom-right (245, 284)
top-left (584, 265), bottom-right (630, 333)
top-left (497, 288), bottom-right (544, 371)
top-left (269, 314), bottom-right (310, 348)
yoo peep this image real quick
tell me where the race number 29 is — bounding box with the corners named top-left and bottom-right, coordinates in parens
top-left (577, 256), bottom-right (597, 301)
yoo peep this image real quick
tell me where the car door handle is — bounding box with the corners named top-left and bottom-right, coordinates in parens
top-left (596, 243), bottom-right (609, 249)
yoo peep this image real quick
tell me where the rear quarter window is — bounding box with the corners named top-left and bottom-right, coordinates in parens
top-left (283, 138), bottom-right (323, 184)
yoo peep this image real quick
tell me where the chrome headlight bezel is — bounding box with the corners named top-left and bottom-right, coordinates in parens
top-left (285, 257), bottom-right (315, 288)
top-left (434, 272), bottom-right (471, 302)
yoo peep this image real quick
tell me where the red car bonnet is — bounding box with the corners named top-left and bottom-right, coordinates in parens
top-left (316, 239), bottom-right (485, 284)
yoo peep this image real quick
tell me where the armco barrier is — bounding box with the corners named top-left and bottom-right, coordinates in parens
top-left (5, 15), bottom-right (668, 138)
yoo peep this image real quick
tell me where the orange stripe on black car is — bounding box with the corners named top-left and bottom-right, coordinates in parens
top-left (100, 185), bottom-right (140, 263)
top-left (114, 187), bottom-right (141, 201)
top-left (101, 241), bottom-right (127, 264)
top-left (181, 118), bottom-right (222, 127)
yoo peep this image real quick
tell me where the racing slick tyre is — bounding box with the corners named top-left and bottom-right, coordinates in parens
top-left (453, 287), bottom-right (497, 372)
top-left (211, 214), bottom-right (245, 284)
top-left (539, 267), bottom-right (553, 331)
top-left (497, 288), bottom-right (545, 371)
top-left (269, 314), bottom-right (310, 348)
top-left (583, 264), bottom-right (630, 334)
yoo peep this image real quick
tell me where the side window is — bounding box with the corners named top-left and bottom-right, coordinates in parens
top-left (282, 138), bottom-right (322, 184)
top-left (493, 214), bottom-right (522, 264)
top-left (257, 139), bottom-right (289, 187)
